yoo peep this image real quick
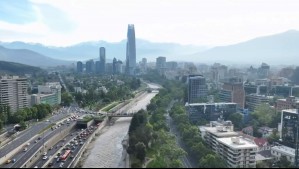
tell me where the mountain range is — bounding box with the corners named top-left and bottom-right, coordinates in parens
top-left (0, 39), bottom-right (207, 62)
top-left (0, 46), bottom-right (71, 67)
top-left (187, 30), bottom-right (299, 65)
top-left (0, 60), bottom-right (42, 75)
top-left (0, 30), bottom-right (298, 67)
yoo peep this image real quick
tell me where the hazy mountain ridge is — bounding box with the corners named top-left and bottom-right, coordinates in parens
top-left (0, 46), bottom-right (72, 67)
top-left (188, 30), bottom-right (299, 65)
top-left (0, 39), bottom-right (208, 62)
top-left (0, 60), bottom-right (42, 75)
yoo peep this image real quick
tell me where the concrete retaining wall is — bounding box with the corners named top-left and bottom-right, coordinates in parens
top-left (22, 124), bottom-right (75, 168)
top-left (70, 117), bottom-right (108, 168)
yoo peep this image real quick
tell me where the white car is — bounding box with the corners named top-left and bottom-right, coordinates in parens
top-left (42, 156), bottom-right (48, 160)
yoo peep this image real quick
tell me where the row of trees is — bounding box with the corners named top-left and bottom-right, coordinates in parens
top-left (0, 103), bottom-right (53, 131)
top-left (170, 104), bottom-right (227, 168)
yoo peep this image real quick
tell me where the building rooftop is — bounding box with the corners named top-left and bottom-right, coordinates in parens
top-left (282, 109), bottom-right (298, 114)
top-left (217, 137), bottom-right (258, 149)
top-left (204, 127), bottom-right (239, 137)
top-left (271, 145), bottom-right (295, 157)
top-left (186, 102), bottom-right (236, 106)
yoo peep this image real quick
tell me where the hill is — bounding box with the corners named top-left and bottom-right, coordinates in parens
top-left (0, 60), bottom-right (43, 75)
top-left (0, 46), bottom-right (72, 67)
top-left (188, 30), bottom-right (299, 65)
top-left (0, 39), bottom-right (208, 62)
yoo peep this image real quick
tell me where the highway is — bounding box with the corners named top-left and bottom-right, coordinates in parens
top-left (0, 109), bottom-right (72, 161)
top-left (9, 122), bottom-right (76, 168)
top-left (30, 129), bottom-right (77, 168)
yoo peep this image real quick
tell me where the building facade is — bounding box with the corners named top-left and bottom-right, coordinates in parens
top-left (276, 96), bottom-right (299, 112)
top-left (271, 145), bottom-right (295, 163)
top-left (76, 61), bottom-right (83, 73)
top-left (216, 137), bottom-right (258, 168)
top-left (86, 60), bottom-right (95, 73)
top-left (100, 47), bottom-right (106, 74)
top-left (187, 75), bottom-right (208, 103)
top-left (185, 102), bottom-right (237, 123)
top-left (37, 82), bottom-right (61, 105)
top-left (126, 24), bottom-right (136, 75)
top-left (156, 56), bottom-right (167, 73)
top-left (0, 76), bottom-right (29, 112)
top-left (245, 94), bottom-right (269, 111)
top-left (279, 109), bottom-right (298, 148)
top-left (219, 77), bottom-right (245, 109)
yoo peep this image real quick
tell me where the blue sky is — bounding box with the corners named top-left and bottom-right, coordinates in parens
top-left (1, 0), bottom-right (299, 47)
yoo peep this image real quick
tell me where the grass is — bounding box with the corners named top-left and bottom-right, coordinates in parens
top-left (38, 123), bottom-right (55, 134)
top-left (102, 102), bottom-right (119, 112)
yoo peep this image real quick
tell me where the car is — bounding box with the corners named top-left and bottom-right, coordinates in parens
top-left (6, 159), bottom-right (11, 164)
top-left (38, 137), bottom-right (42, 140)
top-left (27, 142), bottom-right (30, 146)
top-left (43, 152), bottom-right (47, 156)
top-left (34, 166), bottom-right (38, 168)
top-left (23, 148), bottom-right (28, 152)
top-left (35, 140), bottom-right (38, 143)
top-left (12, 159), bottom-right (16, 163)
top-left (59, 162), bottom-right (64, 168)
top-left (48, 162), bottom-right (53, 167)
top-left (46, 119), bottom-right (49, 122)
top-left (49, 146), bottom-right (53, 150)
top-left (70, 155), bottom-right (74, 159)
top-left (42, 156), bottom-right (48, 160)
top-left (80, 142), bottom-right (84, 145)
top-left (54, 155), bottom-right (59, 159)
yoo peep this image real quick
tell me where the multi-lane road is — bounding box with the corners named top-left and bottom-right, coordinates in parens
top-left (0, 109), bottom-right (72, 161)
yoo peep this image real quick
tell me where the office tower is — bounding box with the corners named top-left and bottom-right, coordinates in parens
top-left (86, 60), bottom-right (95, 73)
top-left (95, 61), bottom-right (101, 74)
top-left (116, 60), bottom-right (123, 74)
top-left (258, 63), bottom-right (270, 78)
top-left (100, 47), bottom-right (106, 74)
top-left (0, 76), bottom-right (28, 112)
top-left (126, 24), bottom-right (136, 75)
top-left (188, 75), bottom-right (208, 103)
top-left (219, 77), bottom-right (245, 109)
top-left (166, 61), bottom-right (178, 71)
top-left (113, 58), bottom-right (117, 74)
top-left (76, 61), bottom-right (83, 73)
top-left (156, 56), bottom-right (166, 70)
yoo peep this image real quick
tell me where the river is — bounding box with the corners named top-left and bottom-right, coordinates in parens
top-left (82, 90), bottom-right (158, 168)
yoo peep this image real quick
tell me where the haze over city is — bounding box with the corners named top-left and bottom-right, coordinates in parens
top-left (1, 0), bottom-right (299, 47)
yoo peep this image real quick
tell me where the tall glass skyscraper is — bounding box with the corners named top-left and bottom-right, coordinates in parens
top-left (99, 47), bottom-right (106, 74)
top-left (126, 24), bottom-right (136, 75)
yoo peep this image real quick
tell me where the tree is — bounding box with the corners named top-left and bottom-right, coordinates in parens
top-left (199, 154), bottom-right (226, 168)
top-left (228, 113), bottom-right (243, 130)
top-left (277, 156), bottom-right (292, 168)
top-left (19, 121), bottom-right (27, 130)
top-left (135, 142), bottom-right (146, 162)
top-left (250, 104), bottom-right (275, 126)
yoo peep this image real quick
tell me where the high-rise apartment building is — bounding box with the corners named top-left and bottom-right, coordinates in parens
top-left (279, 109), bottom-right (298, 148)
top-left (156, 56), bottom-right (166, 71)
top-left (100, 47), bottom-right (106, 74)
top-left (112, 58), bottom-right (117, 74)
top-left (219, 77), bottom-right (245, 109)
top-left (0, 76), bottom-right (28, 112)
top-left (187, 75), bottom-right (208, 103)
top-left (216, 137), bottom-right (258, 168)
top-left (126, 24), bottom-right (136, 75)
top-left (76, 61), bottom-right (83, 73)
top-left (86, 60), bottom-right (95, 73)
top-left (95, 61), bottom-right (101, 74)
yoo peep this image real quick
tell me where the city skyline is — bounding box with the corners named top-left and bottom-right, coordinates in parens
top-left (1, 0), bottom-right (299, 46)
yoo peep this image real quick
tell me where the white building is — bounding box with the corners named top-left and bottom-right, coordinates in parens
top-left (199, 123), bottom-right (239, 152)
top-left (0, 76), bottom-right (29, 112)
top-left (217, 137), bottom-right (258, 168)
top-left (271, 145), bottom-right (295, 163)
top-left (38, 82), bottom-right (61, 104)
